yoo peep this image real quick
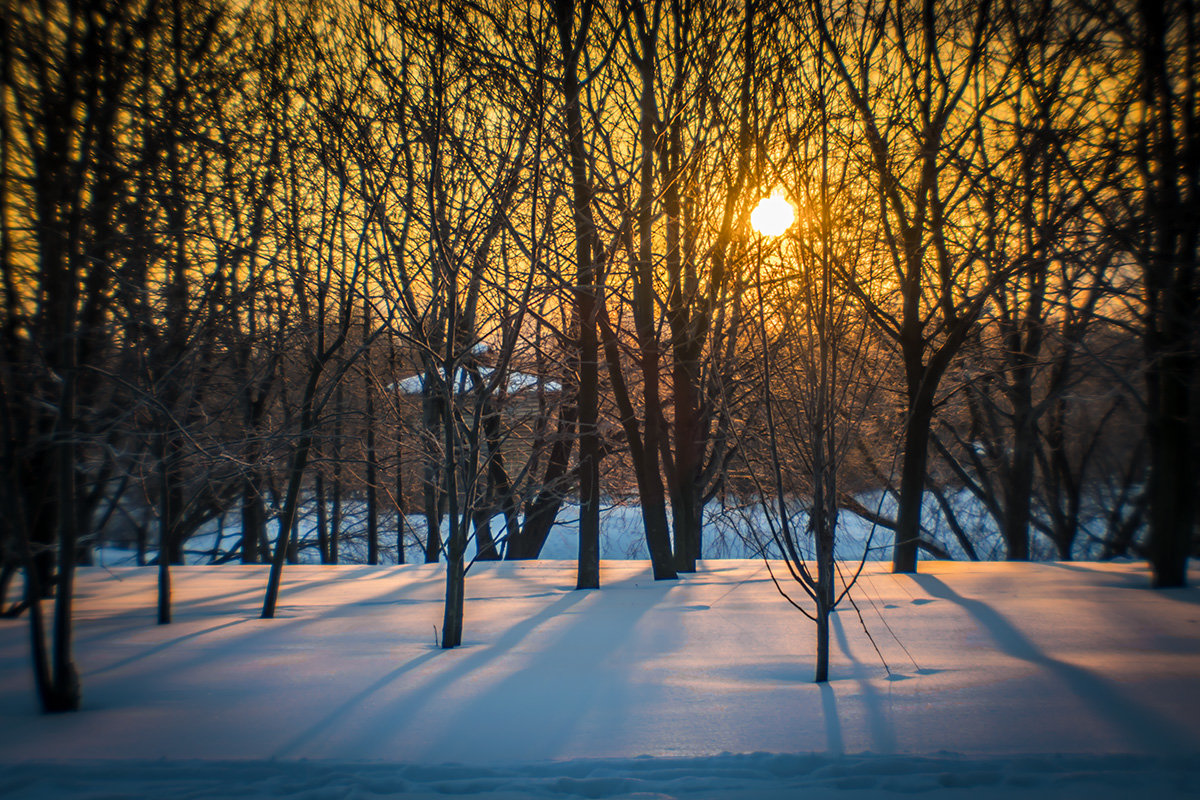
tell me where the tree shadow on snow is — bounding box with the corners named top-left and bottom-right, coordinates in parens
top-left (272, 586), bottom-right (605, 759)
top-left (418, 581), bottom-right (682, 760)
top-left (910, 574), bottom-right (1199, 754)
top-left (1043, 563), bottom-right (1200, 607)
top-left (830, 612), bottom-right (898, 753)
top-left (819, 683), bottom-right (845, 755)
top-left (86, 617), bottom-right (254, 676)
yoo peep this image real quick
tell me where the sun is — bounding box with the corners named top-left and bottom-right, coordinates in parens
top-left (750, 193), bottom-right (795, 237)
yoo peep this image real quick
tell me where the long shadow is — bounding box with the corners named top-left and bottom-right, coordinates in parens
top-left (72, 569), bottom-right (444, 651)
top-left (4, 568), bottom-right (485, 721)
top-left (69, 586), bottom-right (266, 644)
top-left (422, 580), bottom-right (682, 760)
top-left (1045, 563), bottom-right (1200, 607)
top-left (81, 575), bottom-right (442, 692)
top-left (74, 570), bottom-right (376, 640)
top-left (87, 617), bottom-right (253, 676)
top-left (1044, 562), bottom-right (1149, 582)
top-left (177, 567), bottom-right (445, 620)
top-left (13, 608), bottom-right (352, 717)
top-left (911, 574), bottom-right (1199, 754)
top-left (1151, 586), bottom-right (1200, 608)
top-left (69, 603), bottom-right (257, 651)
top-left (830, 612), bottom-right (897, 753)
top-left (819, 683), bottom-right (845, 756)
top-left (274, 587), bottom-right (593, 758)
top-left (318, 573), bottom-right (448, 615)
top-left (272, 647), bottom-right (443, 757)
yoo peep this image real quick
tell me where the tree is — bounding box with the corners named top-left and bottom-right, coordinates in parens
top-left (726, 9), bottom-right (886, 679)
top-left (347, 0), bottom-right (557, 643)
top-left (0, 0), bottom-right (151, 710)
top-left (550, 0), bottom-right (606, 589)
top-left (1066, 0), bottom-right (1198, 585)
top-left (261, 1), bottom-right (369, 619)
top-left (929, 0), bottom-right (1115, 561)
top-left (811, 0), bottom-right (1006, 572)
top-left (1127, 0), bottom-right (1198, 587)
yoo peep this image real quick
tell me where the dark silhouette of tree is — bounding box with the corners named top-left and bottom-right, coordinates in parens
top-left (811, 0), bottom-right (1007, 573)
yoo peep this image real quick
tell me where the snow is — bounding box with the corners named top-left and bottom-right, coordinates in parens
top-left (2, 560), bottom-right (1198, 798)
top-left (94, 488), bottom-right (1110, 572)
top-left (391, 367), bottom-right (562, 395)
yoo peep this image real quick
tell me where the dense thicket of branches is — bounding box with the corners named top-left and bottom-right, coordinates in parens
top-left (1, 0), bottom-right (1194, 702)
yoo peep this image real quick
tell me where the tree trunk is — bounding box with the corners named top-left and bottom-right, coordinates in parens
top-left (315, 469), bottom-right (329, 564)
top-left (49, 363), bottom-right (81, 710)
top-left (262, 321), bottom-right (348, 617)
top-left (893, 381), bottom-right (935, 573)
top-left (262, 428), bottom-right (315, 618)
top-left (814, 596), bottom-right (830, 684)
top-left (440, 371), bottom-right (466, 647)
top-left (441, 549), bottom-right (465, 648)
top-left (422, 386), bottom-right (443, 563)
top-left (286, 510), bottom-right (299, 565)
top-left (241, 473), bottom-right (264, 564)
top-left (331, 383), bottom-right (343, 565)
top-left (1148, 352), bottom-right (1193, 587)
top-left (366, 426), bottom-right (379, 565)
top-left (1002, 398), bottom-right (1036, 562)
top-left (364, 300), bottom-right (378, 565)
top-left (157, 434), bottom-right (172, 625)
top-left (395, 435), bottom-right (406, 565)
top-left (554, 0), bottom-right (601, 590)
top-left (1139, 0), bottom-right (1196, 589)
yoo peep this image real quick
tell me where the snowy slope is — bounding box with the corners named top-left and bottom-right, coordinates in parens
top-left (1, 560), bottom-right (1198, 798)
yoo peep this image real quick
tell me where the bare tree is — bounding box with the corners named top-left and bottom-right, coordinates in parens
top-left (0, 0), bottom-right (151, 710)
top-left (261, 2), bottom-right (369, 619)
top-left (1121, 0), bottom-right (1197, 587)
top-left (1061, 0), bottom-right (1198, 585)
top-left (929, 0), bottom-right (1117, 561)
top-left (811, 0), bottom-right (1007, 572)
top-left (346, 0), bottom-right (556, 643)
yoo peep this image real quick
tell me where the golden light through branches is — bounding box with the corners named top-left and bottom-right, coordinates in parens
top-left (750, 193), bottom-right (795, 237)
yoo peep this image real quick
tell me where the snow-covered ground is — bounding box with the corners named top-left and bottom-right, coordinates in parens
top-left (1, 560), bottom-right (1198, 798)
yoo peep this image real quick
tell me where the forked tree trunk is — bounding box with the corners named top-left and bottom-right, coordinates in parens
top-left (506, 405), bottom-right (576, 559)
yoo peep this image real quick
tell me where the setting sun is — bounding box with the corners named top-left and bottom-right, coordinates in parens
top-left (750, 193), bottom-right (795, 237)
